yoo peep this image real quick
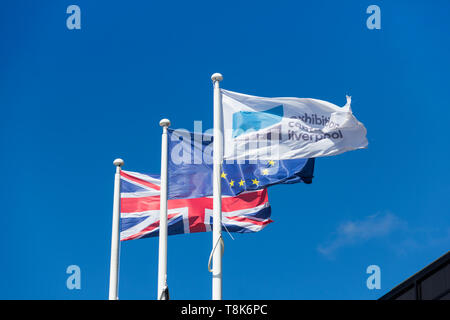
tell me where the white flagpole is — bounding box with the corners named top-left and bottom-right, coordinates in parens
top-left (157, 118), bottom-right (171, 300)
top-left (109, 158), bottom-right (124, 300)
top-left (211, 73), bottom-right (224, 300)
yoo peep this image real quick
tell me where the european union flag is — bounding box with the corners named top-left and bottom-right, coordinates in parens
top-left (167, 129), bottom-right (314, 199)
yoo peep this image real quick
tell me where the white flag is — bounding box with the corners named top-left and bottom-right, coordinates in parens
top-left (221, 89), bottom-right (368, 160)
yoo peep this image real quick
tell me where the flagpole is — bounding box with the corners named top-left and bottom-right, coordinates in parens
top-left (157, 118), bottom-right (171, 300)
top-left (211, 73), bottom-right (224, 300)
top-left (109, 158), bottom-right (124, 300)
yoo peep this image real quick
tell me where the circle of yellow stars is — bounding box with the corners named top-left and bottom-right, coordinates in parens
top-left (221, 160), bottom-right (276, 188)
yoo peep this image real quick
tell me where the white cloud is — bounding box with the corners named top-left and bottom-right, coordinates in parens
top-left (317, 212), bottom-right (405, 257)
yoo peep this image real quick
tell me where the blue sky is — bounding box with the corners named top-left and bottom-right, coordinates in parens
top-left (1, 0), bottom-right (449, 299)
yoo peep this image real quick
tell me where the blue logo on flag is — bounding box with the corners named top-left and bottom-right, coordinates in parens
top-left (232, 105), bottom-right (284, 138)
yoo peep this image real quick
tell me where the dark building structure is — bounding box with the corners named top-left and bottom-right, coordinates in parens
top-left (379, 251), bottom-right (449, 300)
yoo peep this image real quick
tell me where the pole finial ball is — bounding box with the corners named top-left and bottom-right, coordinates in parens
top-left (113, 158), bottom-right (124, 167)
top-left (211, 73), bottom-right (223, 82)
top-left (159, 119), bottom-right (171, 127)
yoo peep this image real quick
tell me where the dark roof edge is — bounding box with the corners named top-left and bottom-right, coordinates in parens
top-left (379, 251), bottom-right (450, 300)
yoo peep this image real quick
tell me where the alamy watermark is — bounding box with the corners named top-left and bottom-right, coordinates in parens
top-left (366, 5), bottom-right (381, 30)
top-left (169, 121), bottom-right (284, 171)
top-left (66, 265), bottom-right (81, 290)
top-left (366, 265), bottom-right (381, 290)
top-left (66, 5), bottom-right (81, 30)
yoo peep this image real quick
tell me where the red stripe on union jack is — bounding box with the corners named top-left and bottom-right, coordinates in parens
top-left (120, 170), bottom-right (273, 241)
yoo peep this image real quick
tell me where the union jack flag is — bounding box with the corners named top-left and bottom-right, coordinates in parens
top-left (120, 170), bottom-right (273, 241)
